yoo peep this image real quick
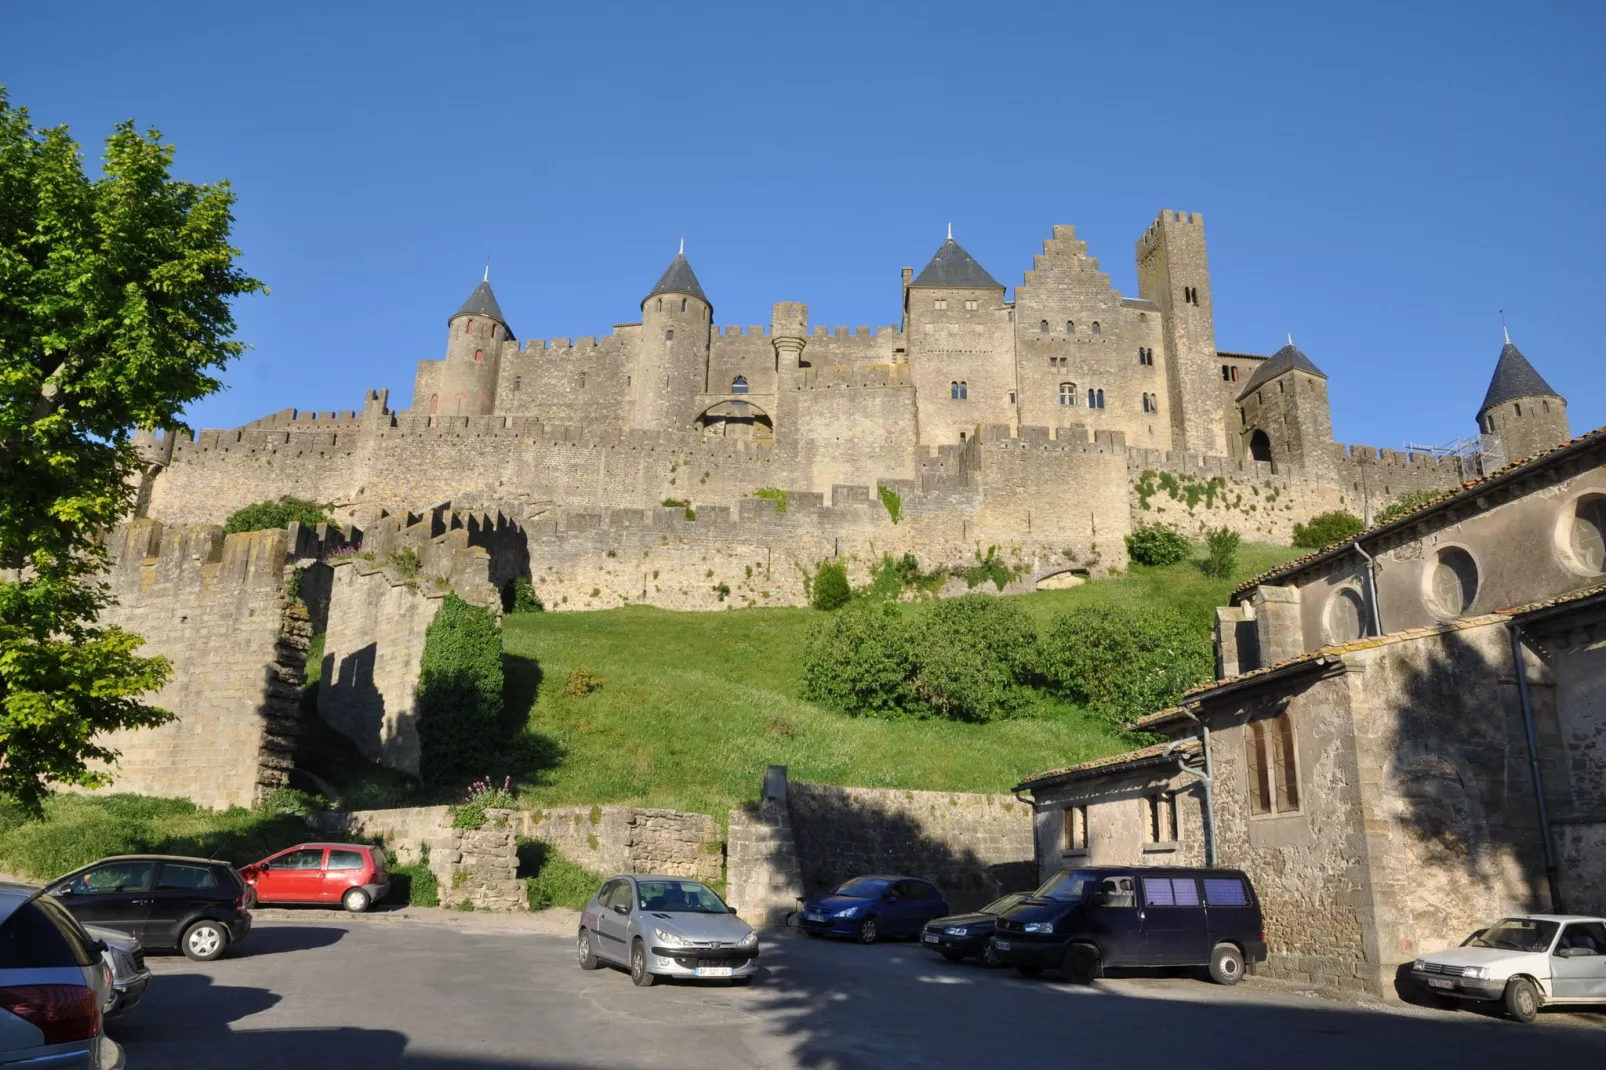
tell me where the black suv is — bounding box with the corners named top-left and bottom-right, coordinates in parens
top-left (993, 866), bottom-right (1265, 984)
top-left (46, 855), bottom-right (253, 961)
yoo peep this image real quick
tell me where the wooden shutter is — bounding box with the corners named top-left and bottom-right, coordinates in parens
top-left (1247, 720), bottom-right (1272, 815)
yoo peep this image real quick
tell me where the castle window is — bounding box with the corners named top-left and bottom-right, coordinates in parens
top-left (1427, 547), bottom-right (1479, 619)
top-left (731, 375), bottom-right (749, 394)
top-left (934, 299), bottom-right (948, 310)
top-left (1249, 429), bottom-right (1272, 462)
top-left (951, 381), bottom-right (960, 399)
top-left (1221, 365), bottom-right (1231, 381)
top-left (580, 373), bottom-right (586, 389)
top-left (1143, 792), bottom-right (1177, 844)
top-left (665, 329), bottom-right (674, 341)
top-left (1248, 712), bottom-right (1300, 816)
top-left (1543, 399), bottom-right (1550, 413)
top-left (1087, 388), bottom-right (1096, 408)
top-left (1040, 320), bottom-right (1050, 333)
top-left (492, 324), bottom-right (499, 339)
top-left (1059, 383), bottom-right (1076, 406)
top-left (1066, 320), bottom-right (1074, 334)
top-left (1239, 407), bottom-right (1246, 427)
top-left (1091, 321), bottom-right (1101, 336)
top-left (959, 381), bottom-right (968, 400)
top-left (1142, 393), bottom-right (1156, 413)
top-left (1514, 403), bottom-right (1523, 417)
top-left (965, 300), bottom-right (978, 311)
top-left (465, 319), bottom-right (473, 333)
top-left (1062, 805), bottom-right (1088, 852)
top-left (1096, 388), bottom-right (1105, 409)
top-left (1140, 312), bottom-right (1147, 321)
top-left (949, 381), bottom-right (967, 400)
top-left (474, 349), bottom-right (484, 362)
top-left (513, 377), bottom-right (521, 392)
top-left (1570, 495), bottom-right (1606, 574)
top-left (1008, 392), bottom-right (1016, 405)
top-left (429, 394), bottom-right (439, 415)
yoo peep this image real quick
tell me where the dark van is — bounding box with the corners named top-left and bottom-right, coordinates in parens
top-left (993, 867), bottom-right (1265, 984)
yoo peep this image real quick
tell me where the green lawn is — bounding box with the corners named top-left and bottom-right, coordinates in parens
top-left (497, 542), bottom-right (1296, 819)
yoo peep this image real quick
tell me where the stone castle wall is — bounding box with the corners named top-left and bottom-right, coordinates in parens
top-left (515, 805), bottom-right (721, 884)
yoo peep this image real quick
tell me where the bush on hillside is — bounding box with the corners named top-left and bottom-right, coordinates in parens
top-left (861, 553), bottom-right (944, 603)
top-left (810, 560), bottom-right (852, 611)
top-left (519, 838), bottom-right (606, 911)
top-left (502, 577), bottom-right (544, 614)
top-left (257, 786), bottom-right (327, 817)
top-left (223, 496), bottom-right (332, 534)
top-left (416, 594), bottom-right (504, 789)
top-left (1203, 527), bottom-right (1241, 579)
top-left (1039, 604), bottom-right (1214, 725)
top-left (1374, 490), bottom-right (1443, 526)
top-left (1291, 511), bottom-right (1364, 551)
top-left (1124, 523), bottom-right (1190, 567)
top-left (800, 603), bottom-right (918, 717)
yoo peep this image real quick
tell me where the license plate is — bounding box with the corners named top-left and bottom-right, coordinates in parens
top-left (804, 913), bottom-right (826, 923)
top-left (994, 940), bottom-right (1012, 951)
top-left (923, 933), bottom-right (939, 943)
top-left (696, 966), bottom-right (733, 978)
top-left (1427, 979), bottom-right (1455, 989)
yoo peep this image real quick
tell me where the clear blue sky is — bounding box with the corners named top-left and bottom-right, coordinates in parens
top-left (5, 0), bottom-right (1602, 448)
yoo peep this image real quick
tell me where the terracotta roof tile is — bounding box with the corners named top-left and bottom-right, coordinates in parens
top-left (1016, 738), bottom-right (1202, 790)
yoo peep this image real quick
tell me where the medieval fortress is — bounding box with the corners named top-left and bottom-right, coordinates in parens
top-left (100, 208), bottom-right (1575, 808)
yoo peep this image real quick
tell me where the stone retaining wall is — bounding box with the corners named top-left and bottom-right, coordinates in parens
top-left (517, 805), bottom-right (721, 883)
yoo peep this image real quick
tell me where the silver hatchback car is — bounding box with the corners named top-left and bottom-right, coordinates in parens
top-left (577, 875), bottom-right (759, 987)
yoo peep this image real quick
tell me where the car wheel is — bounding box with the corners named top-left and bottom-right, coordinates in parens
top-left (577, 928), bottom-right (600, 971)
top-left (981, 940), bottom-right (1004, 969)
top-left (1015, 965), bottom-right (1043, 979)
top-left (1208, 943), bottom-right (1245, 986)
top-left (1503, 977), bottom-right (1539, 1023)
top-left (1064, 943), bottom-right (1100, 985)
top-left (342, 888), bottom-right (371, 914)
top-left (856, 917), bottom-right (879, 944)
top-left (182, 920), bottom-right (228, 962)
top-left (630, 939), bottom-right (656, 987)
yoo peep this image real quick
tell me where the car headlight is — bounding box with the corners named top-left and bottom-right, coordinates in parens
top-left (1460, 966), bottom-right (1489, 980)
top-left (739, 930), bottom-right (759, 948)
top-left (834, 906), bottom-right (860, 918)
top-left (945, 927), bottom-right (969, 937)
top-left (1023, 922), bottom-right (1054, 934)
top-left (653, 928), bottom-right (689, 946)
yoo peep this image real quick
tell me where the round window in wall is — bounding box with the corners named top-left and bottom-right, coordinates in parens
top-left (1324, 588), bottom-right (1367, 644)
top-left (1568, 495), bottom-right (1606, 574)
top-left (1427, 547), bottom-right (1479, 619)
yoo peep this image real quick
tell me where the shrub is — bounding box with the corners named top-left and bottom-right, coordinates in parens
top-left (862, 553), bottom-right (943, 603)
top-left (661, 498), bottom-right (695, 521)
top-left (1040, 604), bottom-right (1214, 725)
top-left (416, 594), bottom-right (504, 790)
top-left (753, 487), bottom-right (788, 514)
top-left (1124, 523), bottom-right (1189, 567)
top-left (1203, 527), bottom-right (1241, 579)
top-left (389, 862), bottom-right (438, 907)
top-left (463, 775), bottom-right (517, 809)
top-left (879, 485), bottom-right (902, 524)
top-left (1291, 511), bottom-right (1364, 551)
top-left (800, 603), bottom-right (918, 717)
top-left (223, 496), bottom-right (331, 534)
top-left (502, 577), bottom-right (543, 614)
top-left (810, 560), bottom-right (852, 611)
top-left (1374, 490), bottom-right (1443, 526)
top-left (451, 803), bottom-right (486, 830)
top-left (563, 666), bottom-right (603, 698)
top-left (385, 545), bottom-right (422, 580)
top-left (257, 786), bottom-right (327, 817)
top-left (964, 546), bottom-right (1016, 591)
top-left (518, 839), bottom-right (605, 911)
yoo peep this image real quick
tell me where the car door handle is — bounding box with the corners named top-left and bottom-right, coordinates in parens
top-left (130, 899), bottom-right (153, 906)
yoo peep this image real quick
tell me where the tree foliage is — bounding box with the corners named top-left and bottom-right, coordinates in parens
top-left (1291, 511), bottom-right (1364, 551)
top-left (0, 89), bottom-right (264, 811)
top-left (1124, 523), bottom-right (1189, 567)
top-left (223, 496), bottom-right (331, 534)
top-left (1203, 527), bottom-right (1241, 579)
top-left (1039, 603), bottom-right (1214, 725)
top-left (810, 560), bottom-right (851, 611)
top-left (416, 595), bottom-right (505, 789)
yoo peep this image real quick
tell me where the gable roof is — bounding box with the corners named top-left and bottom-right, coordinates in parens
top-left (644, 253), bottom-right (709, 307)
top-left (910, 238), bottom-right (1002, 289)
top-left (1480, 341), bottom-right (1561, 413)
top-left (1235, 342), bottom-right (1325, 400)
top-left (453, 279), bottom-right (508, 326)
top-left (1014, 738), bottom-right (1202, 792)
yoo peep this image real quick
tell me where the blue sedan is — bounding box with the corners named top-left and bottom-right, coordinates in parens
top-left (799, 876), bottom-right (949, 943)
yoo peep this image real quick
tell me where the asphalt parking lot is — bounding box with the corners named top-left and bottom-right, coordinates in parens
top-left (111, 915), bottom-right (1606, 1069)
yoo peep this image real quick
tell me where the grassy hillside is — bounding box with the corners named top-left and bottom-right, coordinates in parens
top-left (496, 542), bottom-right (1296, 819)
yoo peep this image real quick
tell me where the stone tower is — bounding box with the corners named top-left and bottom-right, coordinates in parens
top-left (1136, 211), bottom-right (1223, 456)
top-left (904, 235), bottom-right (1011, 445)
top-left (635, 250), bottom-right (711, 432)
top-left (1477, 337), bottom-right (1569, 467)
top-left (1234, 342), bottom-right (1336, 480)
top-left (437, 277), bottom-right (513, 417)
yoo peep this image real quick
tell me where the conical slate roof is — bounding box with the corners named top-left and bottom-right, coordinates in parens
top-left (911, 237), bottom-right (1002, 289)
top-left (1236, 342), bottom-right (1326, 400)
top-left (1479, 340), bottom-right (1560, 413)
top-left (644, 252), bottom-right (709, 307)
top-left (453, 279), bottom-right (507, 325)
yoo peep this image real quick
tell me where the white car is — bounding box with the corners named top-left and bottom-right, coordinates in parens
top-left (1410, 914), bottom-right (1606, 1022)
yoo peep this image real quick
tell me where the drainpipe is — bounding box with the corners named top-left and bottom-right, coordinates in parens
top-left (1508, 624), bottom-right (1564, 912)
top-left (1175, 710), bottom-right (1218, 869)
top-left (1352, 539), bottom-right (1384, 637)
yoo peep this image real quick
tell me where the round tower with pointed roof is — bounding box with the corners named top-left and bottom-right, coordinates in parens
top-left (635, 248), bottom-right (711, 432)
top-left (1476, 337), bottom-right (1568, 467)
top-left (435, 276), bottom-right (514, 419)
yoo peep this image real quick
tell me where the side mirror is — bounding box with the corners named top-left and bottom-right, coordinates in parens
top-left (612, 903), bottom-right (629, 916)
top-left (728, 905), bottom-right (740, 914)
top-left (53, 886), bottom-right (72, 897)
top-left (91, 939), bottom-right (108, 956)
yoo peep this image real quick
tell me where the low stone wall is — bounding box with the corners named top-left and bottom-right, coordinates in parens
top-left (315, 804), bottom-right (523, 911)
top-left (726, 801), bottom-right (804, 929)
top-left (788, 780), bottom-right (1037, 912)
top-left (517, 805), bottom-right (721, 884)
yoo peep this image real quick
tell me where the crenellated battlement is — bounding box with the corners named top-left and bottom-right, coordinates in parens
top-left (975, 424), bottom-right (1128, 455)
top-left (1135, 209), bottom-right (1204, 259)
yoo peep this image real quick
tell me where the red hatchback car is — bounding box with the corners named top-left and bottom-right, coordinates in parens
top-left (240, 843), bottom-right (390, 913)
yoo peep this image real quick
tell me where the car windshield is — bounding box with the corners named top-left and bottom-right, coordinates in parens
top-left (1032, 870), bottom-right (1096, 902)
top-left (1469, 918), bottom-right (1559, 953)
top-left (635, 880), bottom-right (728, 914)
top-left (833, 878), bottom-right (889, 898)
top-left (981, 893), bottom-right (1026, 915)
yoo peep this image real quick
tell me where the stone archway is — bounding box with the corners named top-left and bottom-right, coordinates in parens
top-left (1249, 429), bottom-right (1272, 463)
top-left (696, 400), bottom-right (774, 443)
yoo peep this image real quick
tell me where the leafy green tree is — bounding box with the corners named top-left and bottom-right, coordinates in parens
top-left (799, 604), bottom-right (918, 717)
top-left (1203, 527), bottom-right (1241, 578)
top-left (416, 594), bottom-right (504, 789)
top-left (0, 90), bottom-right (264, 811)
top-left (1124, 523), bottom-right (1189, 567)
top-left (223, 496), bottom-right (331, 534)
top-left (810, 560), bottom-right (852, 611)
top-left (1291, 511), bottom-right (1365, 550)
top-left (1039, 604), bottom-right (1214, 725)
top-left (1374, 490), bottom-right (1442, 526)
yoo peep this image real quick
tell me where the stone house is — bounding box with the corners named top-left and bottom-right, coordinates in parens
top-left (1016, 415), bottom-right (1606, 996)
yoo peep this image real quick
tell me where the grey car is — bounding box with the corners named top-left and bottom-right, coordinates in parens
top-left (83, 926), bottom-right (150, 1020)
top-left (0, 882), bottom-right (123, 1068)
top-left (577, 875), bottom-right (759, 987)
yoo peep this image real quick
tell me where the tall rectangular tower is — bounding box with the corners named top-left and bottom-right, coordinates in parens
top-left (1136, 211), bottom-right (1225, 457)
